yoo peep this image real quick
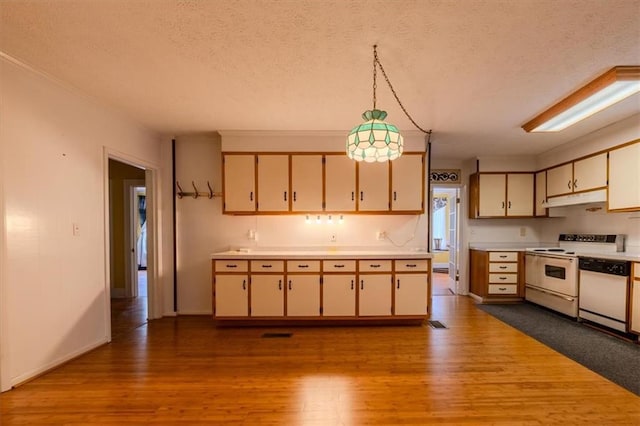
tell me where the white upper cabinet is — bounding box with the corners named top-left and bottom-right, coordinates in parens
top-left (325, 155), bottom-right (356, 212)
top-left (534, 171), bottom-right (547, 217)
top-left (608, 141), bottom-right (640, 211)
top-left (391, 153), bottom-right (424, 212)
top-left (470, 173), bottom-right (534, 218)
top-left (257, 155), bottom-right (289, 212)
top-left (291, 155), bottom-right (323, 212)
top-left (546, 153), bottom-right (607, 197)
top-left (358, 162), bottom-right (390, 212)
top-left (223, 154), bottom-right (256, 213)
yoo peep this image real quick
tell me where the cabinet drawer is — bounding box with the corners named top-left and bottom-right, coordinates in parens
top-left (215, 260), bottom-right (248, 272)
top-left (323, 260), bottom-right (356, 272)
top-left (489, 274), bottom-right (518, 284)
top-left (250, 260), bottom-right (284, 272)
top-left (359, 260), bottom-right (392, 272)
top-left (489, 252), bottom-right (518, 262)
top-left (634, 263), bottom-right (640, 279)
top-left (287, 260), bottom-right (321, 272)
top-left (395, 259), bottom-right (429, 272)
top-left (488, 284), bottom-right (518, 295)
top-left (489, 263), bottom-right (518, 273)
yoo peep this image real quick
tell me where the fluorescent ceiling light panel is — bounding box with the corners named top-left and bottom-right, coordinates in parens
top-left (522, 66), bottom-right (640, 133)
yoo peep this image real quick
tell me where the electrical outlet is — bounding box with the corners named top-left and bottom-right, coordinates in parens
top-left (519, 227), bottom-right (526, 237)
top-left (247, 229), bottom-right (257, 241)
top-left (376, 231), bottom-right (387, 240)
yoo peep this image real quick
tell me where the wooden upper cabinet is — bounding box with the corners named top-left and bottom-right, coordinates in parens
top-left (291, 155), bottom-right (323, 212)
top-left (325, 155), bottom-right (356, 212)
top-left (477, 174), bottom-right (507, 217)
top-left (257, 155), bottom-right (289, 212)
top-left (223, 154), bottom-right (256, 213)
top-left (507, 173), bottom-right (534, 216)
top-left (608, 141), bottom-right (640, 211)
top-left (358, 162), bottom-right (390, 212)
top-left (546, 153), bottom-right (607, 197)
top-left (391, 153), bottom-right (424, 212)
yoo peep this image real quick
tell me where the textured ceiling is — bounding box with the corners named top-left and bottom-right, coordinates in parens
top-left (1, 0), bottom-right (639, 160)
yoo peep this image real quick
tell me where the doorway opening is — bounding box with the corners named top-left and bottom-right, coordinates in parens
top-left (108, 159), bottom-right (148, 338)
top-left (431, 186), bottom-right (460, 296)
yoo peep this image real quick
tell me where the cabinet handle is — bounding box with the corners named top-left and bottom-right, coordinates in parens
top-left (351, 191), bottom-right (355, 201)
top-left (567, 180), bottom-right (571, 189)
top-left (499, 255), bottom-right (507, 258)
top-left (499, 266), bottom-right (507, 269)
top-left (393, 191), bottom-right (397, 201)
top-left (499, 287), bottom-right (507, 291)
top-left (242, 279), bottom-right (246, 290)
top-left (360, 280), bottom-right (364, 290)
top-left (508, 201), bottom-right (511, 209)
top-left (501, 201), bottom-right (505, 208)
top-left (298, 264), bottom-right (309, 268)
top-left (293, 192), bottom-right (297, 202)
top-left (250, 192), bottom-right (253, 201)
top-left (573, 179), bottom-right (577, 189)
top-left (226, 264), bottom-right (237, 268)
top-left (351, 280), bottom-right (354, 290)
top-left (360, 191), bottom-right (364, 201)
top-left (278, 280), bottom-right (282, 290)
top-left (405, 264), bottom-right (417, 268)
top-left (369, 264), bottom-right (381, 268)
top-left (499, 277), bottom-right (507, 280)
top-left (397, 279), bottom-right (400, 289)
top-left (284, 191), bottom-right (287, 201)
top-left (334, 264), bottom-right (345, 268)
top-left (288, 280), bottom-right (292, 290)
top-left (261, 264), bottom-right (272, 268)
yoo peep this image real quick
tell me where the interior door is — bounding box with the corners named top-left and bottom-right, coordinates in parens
top-left (448, 188), bottom-right (459, 294)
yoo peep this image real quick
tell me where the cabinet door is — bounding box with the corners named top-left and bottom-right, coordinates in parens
top-left (358, 162), bottom-right (389, 211)
top-left (250, 275), bottom-right (284, 317)
top-left (322, 275), bottom-right (356, 316)
top-left (391, 153), bottom-right (424, 212)
top-left (478, 174), bottom-right (506, 217)
top-left (394, 274), bottom-right (428, 315)
top-left (608, 142), bottom-right (640, 211)
top-left (291, 155), bottom-right (323, 212)
top-left (223, 155), bottom-right (256, 212)
top-left (535, 171), bottom-right (547, 217)
top-left (573, 153), bottom-right (607, 192)
top-left (286, 275), bottom-right (320, 316)
top-left (257, 155), bottom-right (289, 212)
top-left (358, 274), bottom-right (392, 316)
top-left (506, 173), bottom-right (533, 217)
top-left (215, 275), bottom-right (248, 317)
top-left (325, 155), bottom-right (356, 212)
top-left (546, 163), bottom-right (573, 197)
top-left (631, 264), bottom-right (640, 334)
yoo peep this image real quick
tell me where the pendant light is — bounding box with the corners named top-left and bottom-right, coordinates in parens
top-left (347, 45), bottom-right (431, 162)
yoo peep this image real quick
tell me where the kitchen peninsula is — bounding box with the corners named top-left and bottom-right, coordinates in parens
top-left (211, 248), bottom-right (432, 325)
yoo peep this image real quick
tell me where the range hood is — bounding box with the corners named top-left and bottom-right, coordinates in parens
top-left (545, 189), bottom-right (607, 208)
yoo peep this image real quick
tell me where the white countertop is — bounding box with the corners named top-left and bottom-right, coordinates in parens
top-left (211, 248), bottom-right (433, 260)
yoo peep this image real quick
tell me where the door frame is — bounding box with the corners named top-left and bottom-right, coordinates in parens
top-left (103, 148), bottom-right (161, 342)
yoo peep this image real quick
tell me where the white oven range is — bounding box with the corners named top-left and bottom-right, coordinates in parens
top-left (524, 234), bottom-right (625, 318)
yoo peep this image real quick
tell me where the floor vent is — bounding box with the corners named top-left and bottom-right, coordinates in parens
top-left (261, 332), bottom-right (293, 338)
top-left (428, 320), bottom-right (448, 329)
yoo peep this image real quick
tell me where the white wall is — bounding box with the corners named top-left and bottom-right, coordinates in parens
top-left (0, 56), bottom-right (161, 390)
top-left (174, 132), bottom-right (430, 314)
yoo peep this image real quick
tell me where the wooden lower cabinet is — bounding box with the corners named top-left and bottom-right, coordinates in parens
top-left (212, 256), bottom-right (431, 324)
top-left (469, 249), bottom-right (524, 303)
top-left (631, 262), bottom-right (640, 335)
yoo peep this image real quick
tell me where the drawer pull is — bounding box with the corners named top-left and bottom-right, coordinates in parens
top-left (498, 287), bottom-right (507, 291)
top-left (405, 264), bottom-right (417, 268)
top-left (369, 264), bottom-right (381, 268)
top-left (261, 264), bottom-right (272, 268)
top-left (499, 255), bottom-right (507, 258)
top-left (499, 266), bottom-right (507, 269)
top-left (499, 277), bottom-right (507, 280)
top-left (297, 264), bottom-right (309, 268)
top-left (333, 264), bottom-right (345, 268)
top-left (226, 264), bottom-right (237, 268)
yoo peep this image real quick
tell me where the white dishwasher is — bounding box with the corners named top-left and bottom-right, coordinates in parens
top-left (578, 257), bottom-right (631, 332)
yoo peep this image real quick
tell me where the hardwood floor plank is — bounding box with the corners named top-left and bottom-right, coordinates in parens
top-left (1, 296), bottom-right (638, 424)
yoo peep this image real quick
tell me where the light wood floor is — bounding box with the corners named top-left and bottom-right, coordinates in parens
top-left (1, 294), bottom-right (639, 424)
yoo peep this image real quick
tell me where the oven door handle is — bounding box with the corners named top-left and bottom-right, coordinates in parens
top-left (528, 286), bottom-right (576, 302)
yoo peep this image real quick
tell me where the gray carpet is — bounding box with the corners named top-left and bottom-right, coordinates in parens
top-left (477, 302), bottom-right (640, 395)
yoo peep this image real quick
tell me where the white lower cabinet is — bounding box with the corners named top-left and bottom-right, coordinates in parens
top-left (394, 274), bottom-right (428, 315)
top-left (250, 275), bottom-right (284, 317)
top-left (286, 275), bottom-right (321, 317)
top-left (322, 275), bottom-right (356, 316)
top-left (358, 274), bottom-right (392, 316)
top-left (214, 275), bottom-right (249, 317)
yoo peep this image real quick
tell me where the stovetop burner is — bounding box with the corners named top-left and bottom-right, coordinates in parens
top-left (526, 234), bottom-right (625, 257)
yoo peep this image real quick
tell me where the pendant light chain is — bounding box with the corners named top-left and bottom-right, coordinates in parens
top-left (373, 45), bottom-right (431, 135)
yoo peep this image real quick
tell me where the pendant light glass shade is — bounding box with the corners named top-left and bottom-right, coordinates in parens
top-left (346, 109), bottom-right (403, 162)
